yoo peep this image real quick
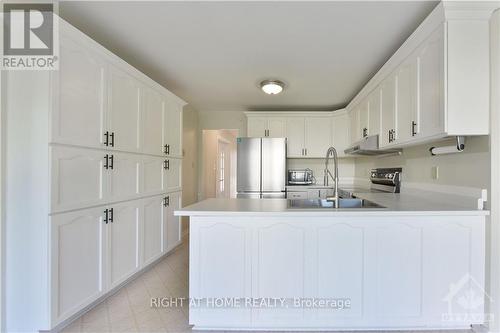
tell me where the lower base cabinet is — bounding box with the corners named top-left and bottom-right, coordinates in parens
top-left (50, 191), bottom-right (183, 327)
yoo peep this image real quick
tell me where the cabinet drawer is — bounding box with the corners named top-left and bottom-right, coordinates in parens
top-left (287, 191), bottom-right (308, 199)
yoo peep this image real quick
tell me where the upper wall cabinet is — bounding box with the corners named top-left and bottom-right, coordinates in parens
top-left (245, 112), bottom-right (345, 158)
top-left (163, 99), bottom-right (184, 158)
top-left (247, 116), bottom-right (286, 138)
top-left (346, 3), bottom-right (491, 149)
top-left (142, 86), bottom-right (165, 156)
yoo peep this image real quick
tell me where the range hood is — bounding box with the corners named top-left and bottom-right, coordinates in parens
top-left (344, 135), bottom-right (402, 156)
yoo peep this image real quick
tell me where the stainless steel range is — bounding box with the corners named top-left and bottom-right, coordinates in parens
top-left (339, 167), bottom-right (402, 198)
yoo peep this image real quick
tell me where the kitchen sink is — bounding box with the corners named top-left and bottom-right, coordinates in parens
top-left (287, 198), bottom-right (386, 209)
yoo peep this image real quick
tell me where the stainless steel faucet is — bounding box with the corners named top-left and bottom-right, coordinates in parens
top-left (324, 147), bottom-right (339, 208)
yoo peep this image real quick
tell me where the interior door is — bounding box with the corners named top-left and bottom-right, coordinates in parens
top-left (216, 140), bottom-right (231, 198)
top-left (51, 146), bottom-right (106, 213)
top-left (163, 99), bottom-right (183, 158)
top-left (285, 117), bottom-right (305, 157)
top-left (142, 196), bottom-right (164, 266)
top-left (107, 201), bottom-right (140, 289)
top-left (54, 35), bottom-right (106, 148)
top-left (108, 152), bottom-right (141, 203)
top-left (163, 191), bottom-right (182, 252)
top-left (305, 117), bottom-right (332, 157)
top-left (108, 66), bottom-right (141, 152)
top-left (396, 58), bottom-right (417, 143)
top-left (142, 86), bottom-right (164, 155)
top-left (50, 207), bottom-right (105, 324)
top-left (380, 74), bottom-right (397, 147)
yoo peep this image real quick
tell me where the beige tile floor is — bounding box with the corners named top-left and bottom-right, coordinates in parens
top-left (61, 239), bottom-right (473, 333)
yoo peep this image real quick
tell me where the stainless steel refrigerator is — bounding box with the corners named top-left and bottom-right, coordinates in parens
top-left (237, 137), bottom-right (287, 199)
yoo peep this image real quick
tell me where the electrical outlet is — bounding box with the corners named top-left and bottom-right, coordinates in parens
top-left (431, 166), bottom-right (439, 180)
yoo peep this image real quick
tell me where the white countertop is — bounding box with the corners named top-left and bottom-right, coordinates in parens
top-left (175, 190), bottom-right (489, 217)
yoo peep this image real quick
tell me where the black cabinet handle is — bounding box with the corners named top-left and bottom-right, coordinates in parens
top-left (104, 131), bottom-right (109, 146)
top-left (164, 144), bottom-right (170, 155)
top-left (110, 132), bottom-right (115, 147)
top-left (163, 196), bottom-right (170, 207)
top-left (109, 208), bottom-right (114, 223)
top-left (104, 154), bottom-right (109, 169)
top-left (109, 155), bottom-right (114, 170)
top-left (104, 208), bottom-right (109, 224)
top-left (388, 130), bottom-right (391, 143)
top-left (164, 159), bottom-right (170, 170)
top-left (411, 121), bottom-right (417, 137)
top-left (363, 128), bottom-right (368, 137)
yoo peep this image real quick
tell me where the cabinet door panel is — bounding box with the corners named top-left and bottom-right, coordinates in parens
top-left (54, 36), bottom-right (106, 148)
top-left (285, 117), bottom-right (305, 157)
top-left (267, 118), bottom-right (286, 137)
top-left (142, 156), bottom-right (165, 196)
top-left (51, 146), bottom-right (105, 212)
top-left (247, 117), bottom-right (267, 137)
top-left (396, 59), bottom-right (417, 143)
top-left (142, 196), bottom-right (164, 266)
top-left (359, 102), bottom-right (369, 138)
top-left (417, 26), bottom-right (445, 138)
top-left (368, 89), bottom-right (381, 136)
top-left (349, 107), bottom-right (360, 143)
top-left (164, 191), bottom-right (182, 252)
top-left (50, 207), bottom-right (105, 324)
top-left (305, 117), bottom-right (332, 157)
top-left (107, 201), bottom-right (140, 289)
top-left (108, 67), bottom-right (141, 152)
top-left (332, 113), bottom-right (350, 157)
top-left (165, 158), bottom-right (182, 192)
top-left (143, 87), bottom-right (164, 156)
top-left (108, 152), bottom-right (140, 202)
top-left (164, 99), bottom-right (183, 158)
top-left (380, 75), bottom-right (396, 147)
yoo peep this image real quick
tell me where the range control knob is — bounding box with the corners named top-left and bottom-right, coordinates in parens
top-left (388, 174), bottom-right (394, 179)
top-left (371, 173), bottom-right (377, 178)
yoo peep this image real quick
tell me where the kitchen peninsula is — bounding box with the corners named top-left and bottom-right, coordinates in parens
top-left (175, 192), bottom-right (488, 331)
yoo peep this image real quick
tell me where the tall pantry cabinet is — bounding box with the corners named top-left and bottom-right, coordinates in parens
top-left (3, 18), bottom-right (185, 332)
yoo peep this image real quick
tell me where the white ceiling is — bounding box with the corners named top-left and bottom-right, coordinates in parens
top-left (59, 1), bottom-right (439, 112)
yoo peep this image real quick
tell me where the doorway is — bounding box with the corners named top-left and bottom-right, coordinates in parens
top-left (201, 129), bottom-right (238, 199)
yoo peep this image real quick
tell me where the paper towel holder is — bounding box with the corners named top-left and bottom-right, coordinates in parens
top-left (429, 136), bottom-right (465, 156)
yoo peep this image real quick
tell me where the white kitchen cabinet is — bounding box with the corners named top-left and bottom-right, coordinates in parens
top-left (108, 152), bottom-right (141, 203)
top-left (247, 116), bottom-right (286, 138)
top-left (305, 117), bottom-right (332, 157)
top-left (51, 146), bottom-right (106, 213)
top-left (5, 17), bottom-right (186, 333)
top-left (415, 25), bottom-right (444, 139)
top-left (106, 201), bottom-right (141, 289)
top-left (163, 99), bottom-right (183, 158)
top-left (164, 191), bottom-right (182, 252)
top-left (165, 158), bottom-right (182, 192)
top-left (349, 107), bottom-right (360, 143)
top-left (285, 117), bottom-right (305, 157)
top-left (142, 156), bottom-right (166, 196)
top-left (287, 191), bottom-right (308, 199)
top-left (367, 88), bottom-right (381, 137)
top-left (332, 111), bottom-right (350, 157)
top-left (395, 58), bottom-right (417, 143)
top-left (359, 101), bottom-right (369, 138)
top-left (142, 196), bottom-right (164, 266)
top-left (52, 35), bottom-right (106, 149)
top-left (142, 86), bottom-right (164, 156)
top-left (50, 207), bottom-right (106, 325)
top-left (108, 66), bottom-right (141, 153)
top-left (380, 74), bottom-right (397, 147)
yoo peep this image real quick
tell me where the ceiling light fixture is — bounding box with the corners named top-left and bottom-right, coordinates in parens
top-left (260, 80), bottom-right (285, 95)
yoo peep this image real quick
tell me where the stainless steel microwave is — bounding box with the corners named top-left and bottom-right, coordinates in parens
top-left (288, 169), bottom-right (314, 185)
